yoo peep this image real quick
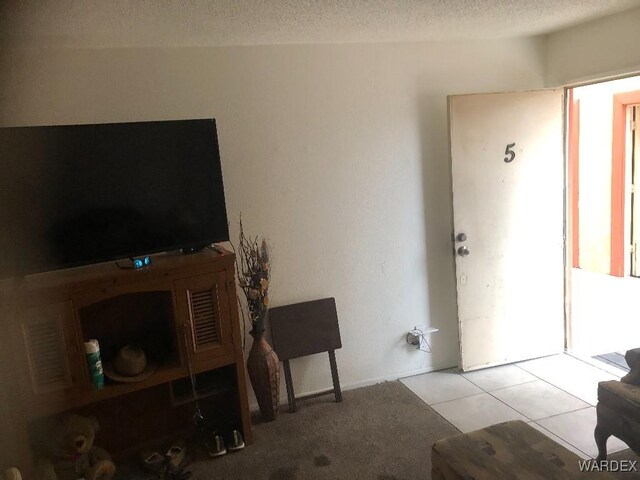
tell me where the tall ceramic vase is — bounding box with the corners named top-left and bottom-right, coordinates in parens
top-left (247, 329), bottom-right (280, 421)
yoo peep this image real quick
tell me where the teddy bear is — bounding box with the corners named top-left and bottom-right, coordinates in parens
top-left (32, 413), bottom-right (115, 480)
top-left (1, 468), bottom-right (22, 480)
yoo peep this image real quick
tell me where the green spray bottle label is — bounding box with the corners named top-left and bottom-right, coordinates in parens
top-left (84, 339), bottom-right (104, 390)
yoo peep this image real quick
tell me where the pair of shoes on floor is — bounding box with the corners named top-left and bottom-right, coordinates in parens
top-left (205, 429), bottom-right (245, 458)
top-left (141, 438), bottom-right (189, 472)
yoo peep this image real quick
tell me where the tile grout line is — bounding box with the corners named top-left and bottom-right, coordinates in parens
top-left (408, 374), bottom-right (597, 458)
top-left (408, 364), bottom-right (585, 432)
top-left (399, 358), bottom-right (618, 456)
top-left (463, 377), bottom-right (538, 393)
top-left (483, 387), bottom-right (532, 422)
top-left (485, 379), bottom-right (590, 408)
top-left (403, 369), bottom-right (486, 407)
top-left (462, 366), bottom-right (588, 418)
top-left (510, 360), bottom-right (622, 456)
top-left (395, 379), bottom-right (463, 433)
top-left (528, 420), bottom-right (593, 459)
top-left (566, 352), bottom-right (627, 377)
top-left (429, 391), bottom-right (487, 407)
top-left (462, 362), bottom-right (601, 454)
top-left (576, 354), bottom-right (628, 377)
top-left (511, 359), bottom-right (598, 407)
top-left (427, 371), bottom-right (534, 427)
top-left (480, 383), bottom-right (599, 456)
top-left (498, 361), bottom-right (602, 453)
top-left (535, 404), bottom-right (593, 422)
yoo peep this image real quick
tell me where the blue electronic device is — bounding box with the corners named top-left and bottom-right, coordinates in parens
top-left (131, 256), bottom-right (151, 269)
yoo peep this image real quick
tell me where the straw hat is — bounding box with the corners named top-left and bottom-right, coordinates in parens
top-left (104, 345), bottom-right (157, 383)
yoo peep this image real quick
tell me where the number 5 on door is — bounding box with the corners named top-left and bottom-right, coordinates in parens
top-left (504, 143), bottom-right (516, 163)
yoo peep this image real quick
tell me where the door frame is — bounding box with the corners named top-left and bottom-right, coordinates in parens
top-left (448, 72), bottom-right (640, 366)
top-left (611, 91), bottom-right (640, 277)
top-left (565, 87), bottom-right (574, 352)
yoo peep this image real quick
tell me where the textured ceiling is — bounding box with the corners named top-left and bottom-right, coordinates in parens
top-left (2, 0), bottom-right (640, 48)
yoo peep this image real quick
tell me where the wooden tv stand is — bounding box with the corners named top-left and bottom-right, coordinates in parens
top-left (0, 248), bottom-right (252, 475)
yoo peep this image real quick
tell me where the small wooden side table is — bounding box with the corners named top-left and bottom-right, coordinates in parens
top-left (269, 297), bottom-right (342, 413)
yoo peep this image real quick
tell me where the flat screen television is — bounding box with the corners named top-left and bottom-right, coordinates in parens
top-left (0, 118), bottom-right (229, 279)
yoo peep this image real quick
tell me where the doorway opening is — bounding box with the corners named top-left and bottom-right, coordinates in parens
top-left (567, 75), bottom-right (640, 371)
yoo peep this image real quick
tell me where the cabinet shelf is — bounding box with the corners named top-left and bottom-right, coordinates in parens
top-left (3, 248), bottom-right (253, 477)
top-left (31, 362), bottom-right (185, 416)
top-left (169, 365), bottom-right (236, 407)
top-left (91, 362), bottom-right (185, 403)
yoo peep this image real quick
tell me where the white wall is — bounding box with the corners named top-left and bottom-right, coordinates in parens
top-left (0, 39), bottom-right (545, 397)
top-left (545, 6), bottom-right (640, 86)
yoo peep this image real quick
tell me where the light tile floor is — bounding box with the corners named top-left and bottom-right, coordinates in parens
top-left (400, 353), bottom-right (629, 459)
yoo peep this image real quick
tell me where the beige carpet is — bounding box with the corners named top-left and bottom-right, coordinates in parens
top-left (115, 380), bottom-right (640, 479)
top-left (116, 380), bottom-right (458, 480)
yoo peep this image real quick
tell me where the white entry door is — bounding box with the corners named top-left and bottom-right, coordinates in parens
top-left (449, 90), bottom-right (565, 372)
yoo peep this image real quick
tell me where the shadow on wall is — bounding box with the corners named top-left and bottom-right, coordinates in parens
top-left (417, 93), bottom-right (459, 369)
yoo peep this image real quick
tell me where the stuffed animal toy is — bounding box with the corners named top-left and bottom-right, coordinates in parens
top-left (33, 413), bottom-right (115, 480)
top-left (1, 468), bottom-right (22, 480)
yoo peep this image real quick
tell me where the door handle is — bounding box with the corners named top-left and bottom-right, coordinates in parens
top-left (457, 245), bottom-right (470, 256)
top-left (456, 233), bottom-right (467, 242)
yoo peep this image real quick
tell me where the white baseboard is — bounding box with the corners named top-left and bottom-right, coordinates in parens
top-left (248, 361), bottom-right (456, 412)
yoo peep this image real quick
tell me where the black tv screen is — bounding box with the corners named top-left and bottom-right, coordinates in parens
top-left (0, 119), bottom-right (229, 278)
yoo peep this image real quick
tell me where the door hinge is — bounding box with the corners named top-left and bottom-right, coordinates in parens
top-left (632, 183), bottom-right (637, 194)
top-left (631, 120), bottom-right (638, 131)
top-left (631, 244), bottom-right (636, 255)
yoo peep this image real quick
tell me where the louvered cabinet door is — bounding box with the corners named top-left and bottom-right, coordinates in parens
top-left (19, 301), bottom-right (84, 404)
top-left (174, 272), bottom-right (234, 371)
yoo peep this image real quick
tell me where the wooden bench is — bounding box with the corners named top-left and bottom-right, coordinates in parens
top-left (432, 420), bottom-right (615, 479)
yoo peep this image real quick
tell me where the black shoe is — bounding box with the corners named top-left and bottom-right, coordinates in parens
top-left (205, 432), bottom-right (227, 457)
top-left (227, 430), bottom-right (245, 451)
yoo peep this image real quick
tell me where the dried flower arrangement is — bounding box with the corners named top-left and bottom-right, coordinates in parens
top-left (237, 218), bottom-right (270, 333)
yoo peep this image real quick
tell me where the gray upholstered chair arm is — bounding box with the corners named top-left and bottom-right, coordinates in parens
top-left (622, 348), bottom-right (640, 385)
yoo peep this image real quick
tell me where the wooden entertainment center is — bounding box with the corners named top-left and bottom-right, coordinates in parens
top-left (0, 248), bottom-right (252, 475)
